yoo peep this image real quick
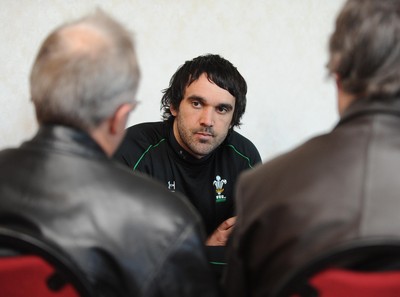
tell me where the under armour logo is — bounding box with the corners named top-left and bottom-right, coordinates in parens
top-left (168, 181), bottom-right (176, 192)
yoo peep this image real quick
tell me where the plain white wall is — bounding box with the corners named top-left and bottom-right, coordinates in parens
top-left (0, 0), bottom-right (346, 162)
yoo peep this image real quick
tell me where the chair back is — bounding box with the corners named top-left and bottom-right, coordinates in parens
top-left (273, 238), bottom-right (400, 297)
top-left (0, 226), bottom-right (94, 297)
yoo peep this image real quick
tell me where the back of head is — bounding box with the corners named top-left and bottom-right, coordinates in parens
top-left (161, 54), bottom-right (247, 128)
top-left (328, 0), bottom-right (400, 100)
top-left (30, 10), bottom-right (140, 131)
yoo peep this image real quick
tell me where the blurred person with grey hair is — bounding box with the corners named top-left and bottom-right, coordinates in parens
top-left (0, 11), bottom-right (219, 297)
top-left (224, 0), bottom-right (400, 296)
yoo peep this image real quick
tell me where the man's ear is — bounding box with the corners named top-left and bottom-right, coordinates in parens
top-left (335, 73), bottom-right (356, 115)
top-left (335, 73), bottom-right (342, 91)
top-left (109, 103), bottom-right (135, 135)
top-left (170, 104), bottom-right (178, 117)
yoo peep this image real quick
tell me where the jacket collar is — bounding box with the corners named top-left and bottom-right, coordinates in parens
top-left (338, 97), bottom-right (400, 126)
top-left (23, 124), bottom-right (108, 160)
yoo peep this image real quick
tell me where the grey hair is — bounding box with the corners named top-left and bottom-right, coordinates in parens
top-left (328, 0), bottom-right (400, 99)
top-left (30, 10), bottom-right (140, 131)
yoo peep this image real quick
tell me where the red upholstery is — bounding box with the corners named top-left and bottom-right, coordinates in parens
top-left (0, 255), bottom-right (79, 297)
top-left (297, 268), bottom-right (400, 297)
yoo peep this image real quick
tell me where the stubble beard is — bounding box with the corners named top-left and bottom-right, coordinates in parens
top-left (176, 121), bottom-right (226, 158)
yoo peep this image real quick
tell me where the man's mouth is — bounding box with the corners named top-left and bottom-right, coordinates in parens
top-left (196, 132), bottom-right (213, 137)
top-left (195, 131), bottom-right (214, 141)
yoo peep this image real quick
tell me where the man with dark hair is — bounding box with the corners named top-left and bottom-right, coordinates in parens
top-left (224, 0), bottom-right (400, 296)
top-left (114, 54), bottom-right (261, 247)
top-left (0, 11), bottom-right (219, 297)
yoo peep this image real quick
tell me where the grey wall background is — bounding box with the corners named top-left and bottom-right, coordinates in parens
top-left (0, 0), bottom-right (346, 161)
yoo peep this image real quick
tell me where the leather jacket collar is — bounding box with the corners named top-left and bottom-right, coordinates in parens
top-left (22, 125), bottom-right (108, 160)
top-left (338, 97), bottom-right (400, 127)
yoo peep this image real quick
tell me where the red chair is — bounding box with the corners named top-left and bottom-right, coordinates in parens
top-left (273, 238), bottom-right (400, 297)
top-left (0, 226), bottom-right (93, 297)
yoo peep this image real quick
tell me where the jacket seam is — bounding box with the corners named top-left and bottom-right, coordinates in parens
top-left (142, 222), bottom-right (199, 293)
top-left (358, 120), bottom-right (375, 236)
top-left (133, 138), bottom-right (166, 170)
top-left (225, 144), bottom-right (255, 168)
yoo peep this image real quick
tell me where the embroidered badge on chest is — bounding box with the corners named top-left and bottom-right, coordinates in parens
top-left (213, 175), bottom-right (227, 203)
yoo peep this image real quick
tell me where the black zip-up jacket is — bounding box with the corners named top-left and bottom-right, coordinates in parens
top-left (0, 125), bottom-right (219, 297)
top-left (114, 119), bottom-right (262, 235)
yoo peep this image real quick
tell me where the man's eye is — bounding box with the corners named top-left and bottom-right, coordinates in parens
top-left (192, 101), bottom-right (201, 108)
top-left (217, 106), bottom-right (228, 114)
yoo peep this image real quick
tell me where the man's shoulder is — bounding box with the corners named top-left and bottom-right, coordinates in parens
top-left (222, 129), bottom-right (261, 165)
top-left (114, 121), bottom-right (169, 164)
top-left (226, 130), bottom-right (257, 147)
top-left (125, 121), bottom-right (167, 139)
top-left (240, 130), bottom-right (336, 182)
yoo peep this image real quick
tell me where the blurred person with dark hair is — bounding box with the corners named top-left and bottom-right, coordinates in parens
top-left (0, 11), bottom-right (219, 297)
top-left (224, 0), bottom-right (400, 296)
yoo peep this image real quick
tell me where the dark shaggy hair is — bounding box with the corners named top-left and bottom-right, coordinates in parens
top-left (161, 54), bottom-right (247, 128)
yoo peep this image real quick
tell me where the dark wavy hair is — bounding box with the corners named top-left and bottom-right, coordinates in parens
top-left (161, 54), bottom-right (247, 128)
top-left (328, 0), bottom-right (400, 99)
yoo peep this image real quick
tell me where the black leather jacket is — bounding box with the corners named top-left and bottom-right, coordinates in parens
top-left (0, 125), bottom-right (219, 297)
top-left (225, 98), bottom-right (400, 297)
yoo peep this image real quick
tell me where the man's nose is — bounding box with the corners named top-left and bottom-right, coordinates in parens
top-left (200, 108), bottom-right (214, 127)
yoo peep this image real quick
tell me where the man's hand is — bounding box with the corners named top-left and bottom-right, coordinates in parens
top-left (206, 216), bottom-right (236, 246)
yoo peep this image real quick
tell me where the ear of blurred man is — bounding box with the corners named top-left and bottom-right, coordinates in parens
top-left (90, 102), bottom-right (135, 157)
top-left (335, 74), bottom-right (356, 116)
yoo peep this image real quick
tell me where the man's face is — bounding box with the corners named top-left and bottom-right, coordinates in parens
top-left (171, 73), bottom-right (235, 159)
